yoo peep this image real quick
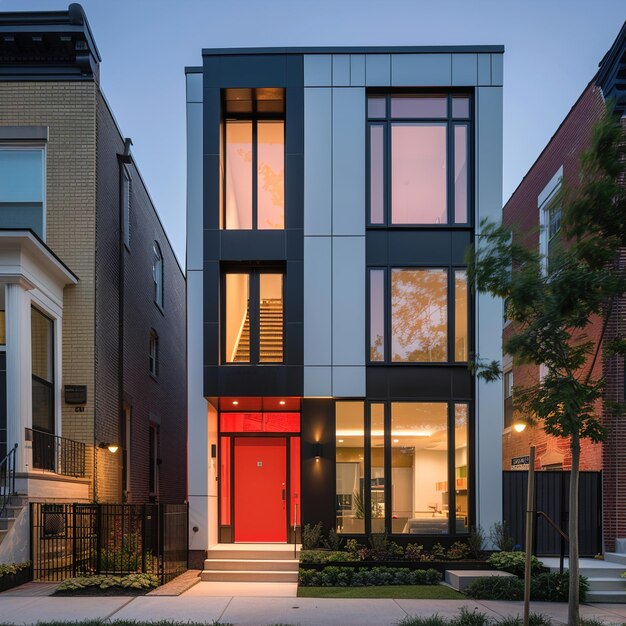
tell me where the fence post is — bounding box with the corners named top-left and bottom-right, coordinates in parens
top-left (141, 504), bottom-right (147, 574)
top-left (29, 503), bottom-right (35, 581)
top-left (72, 504), bottom-right (77, 577)
top-left (186, 503), bottom-right (189, 570)
top-left (159, 504), bottom-right (165, 584)
top-left (95, 504), bottom-right (102, 575)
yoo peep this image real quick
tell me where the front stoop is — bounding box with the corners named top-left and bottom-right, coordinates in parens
top-left (201, 545), bottom-right (300, 584)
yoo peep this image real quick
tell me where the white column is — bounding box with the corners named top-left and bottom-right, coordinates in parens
top-left (5, 282), bottom-right (32, 473)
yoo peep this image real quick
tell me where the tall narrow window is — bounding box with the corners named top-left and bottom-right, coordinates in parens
top-left (370, 403), bottom-right (385, 533)
top-left (149, 330), bottom-right (159, 377)
top-left (336, 401), bottom-right (365, 534)
top-left (225, 273), bottom-right (250, 363)
top-left (0, 148), bottom-right (45, 238)
top-left (31, 307), bottom-right (54, 435)
top-left (391, 268), bottom-right (447, 362)
top-left (454, 126), bottom-right (468, 224)
top-left (223, 88), bottom-right (285, 230)
top-left (391, 402), bottom-right (448, 534)
top-left (369, 125), bottom-right (385, 224)
top-left (454, 404), bottom-right (469, 533)
top-left (504, 370), bottom-right (514, 429)
top-left (121, 166), bottom-right (130, 247)
top-left (369, 269), bottom-right (385, 361)
top-left (152, 242), bottom-right (163, 309)
top-left (454, 270), bottom-right (468, 362)
top-left (259, 273), bottom-right (283, 362)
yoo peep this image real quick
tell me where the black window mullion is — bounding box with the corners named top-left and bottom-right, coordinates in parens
top-left (252, 116), bottom-right (258, 230)
top-left (447, 95), bottom-right (454, 226)
top-left (447, 402), bottom-right (456, 535)
top-left (250, 271), bottom-right (259, 363)
top-left (364, 403), bottom-right (372, 535)
top-left (447, 267), bottom-right (453, 364)
top-left (384, 401), bottom-right (392, 535)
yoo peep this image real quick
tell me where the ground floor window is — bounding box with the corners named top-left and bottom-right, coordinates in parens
top-left (335, 400), bottom-right (470, 535)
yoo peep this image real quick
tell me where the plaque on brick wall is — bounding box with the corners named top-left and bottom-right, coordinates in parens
top-left (511, 455), bottom-right (530, 470)
top-left (64, 385), bottom-right (87, 405)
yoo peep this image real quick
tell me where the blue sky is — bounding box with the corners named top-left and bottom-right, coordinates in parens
top-left (2, 0), bottom-right (624, 264)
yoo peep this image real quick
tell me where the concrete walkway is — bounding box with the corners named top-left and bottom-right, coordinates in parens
top-left (0, 593), bottom-right (626, 625)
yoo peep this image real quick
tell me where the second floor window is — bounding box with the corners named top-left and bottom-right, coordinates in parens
top-left (0, 147), bottom-right (45, 239)
top-left (369, 267), bottom-right (468, 364)
top-left (223, 88), bottom-right (285, 230)
top-left (152, 242), bottom-right (163, 309)
top-left (367, 93), bottom-right (470, 227)
top-left (223, 270), bottom-right (284, 364)
top-left (149, 331), bottom-right (159, 377)
top-left (504, 370), bottom-right (513, 429)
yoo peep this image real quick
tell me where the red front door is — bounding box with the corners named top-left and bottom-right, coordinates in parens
top-left (234, 437), bottom-right (287, 542)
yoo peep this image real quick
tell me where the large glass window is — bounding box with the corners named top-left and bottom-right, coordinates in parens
top-left (223, 270), bottom-right (284, 364)
top-left (391, 268), bottom-right (447, 363)
top-left (370, 403), bottom-right (385, 533)
top-left (31, 307), bottom-right (54, 435)
top-left (369, 267), bottom-right (468, 364)
top-left (223, 88), bottom-right (285, 230)
top-left (455, 403), bottom-right (469, 534)
top-left (367, 94), bottom-right (470, 226)
top-left (336, 401), bottom-right (365, 534)
top-left (0, 148), bottom-right (45, 238)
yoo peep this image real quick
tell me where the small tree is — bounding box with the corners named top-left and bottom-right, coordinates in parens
top-left (469, 104), bottom-right (626, 626)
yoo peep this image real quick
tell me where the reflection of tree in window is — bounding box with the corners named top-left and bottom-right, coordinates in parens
top-left (370, 335), bottom-right (383, 362)
top-left (391, 269), bottom-right (447, 362)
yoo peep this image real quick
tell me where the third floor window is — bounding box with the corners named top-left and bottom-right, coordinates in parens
top-left (222, 88), bottom-right (285, 230)
top-left (367, 93), bottom-right (470, 227)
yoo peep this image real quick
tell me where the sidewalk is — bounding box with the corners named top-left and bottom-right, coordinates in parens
top-left (0, 593), bottom-right (626, 625)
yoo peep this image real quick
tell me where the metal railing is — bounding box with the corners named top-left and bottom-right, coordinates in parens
top-left (535, 510), bottom-right (569, 574)
top-left (26, 429), bottom-right (86, 478)
top-left (31, 502), bottom-right (188, 583)
top-left (0, 443), bottom-right (17, 518)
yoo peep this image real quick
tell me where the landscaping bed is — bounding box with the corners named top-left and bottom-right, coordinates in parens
top-left (298, 584), bottom-right (464, 599)
top-left (53, 573), bottom-right (160, 596)
top-left (0, 562), bottom-right (32, 593)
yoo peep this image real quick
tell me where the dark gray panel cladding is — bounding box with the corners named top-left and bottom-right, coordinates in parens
top-left (301, 399), bottom-right (335, 532)
top-left (366, 367), bottom-right (473, 400)
top-left (202, 53), bottom-right (304, 398)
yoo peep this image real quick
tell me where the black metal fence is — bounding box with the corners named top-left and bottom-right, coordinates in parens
top-left (30, 502), bottom-right (188, 583)
top-left (503, 470), bottom-right (602, 557)
top-left (26, 428), bottom-right (86, 478)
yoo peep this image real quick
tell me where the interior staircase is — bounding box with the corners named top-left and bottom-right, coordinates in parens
top-left (545, 555), bottom-right (626, 603)
top-left (234, 298), bottom-right (283, 363)
top-left (201, 545), bottom-right (299, 583)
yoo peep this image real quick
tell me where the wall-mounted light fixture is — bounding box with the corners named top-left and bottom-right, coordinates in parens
top-left (211, 444), bottom-right (217, 459)
top-left (99, 442), bottom-right (119, 453)
top-left (513, 420), bottom-right (527, 433)
top-left (313, 442), bottom-right (322, 462)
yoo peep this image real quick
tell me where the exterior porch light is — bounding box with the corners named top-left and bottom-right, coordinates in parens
top-left (98, 442), bottom-right (119, 453)
top-left (513, 420), bottom-right (527, 433)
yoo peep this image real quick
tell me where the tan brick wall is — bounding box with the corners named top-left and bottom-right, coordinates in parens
top-left (0, 81), bottom-right (98, 491)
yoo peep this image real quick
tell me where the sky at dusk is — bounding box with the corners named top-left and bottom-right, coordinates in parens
top-left (1, 0), bottom-right (624, 265)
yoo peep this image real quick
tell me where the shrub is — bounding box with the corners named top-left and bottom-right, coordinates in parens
top-left (489, 521), bottom-right (516, 552)
top-left (467, 526), bottom-right (486, 560)
top-left (368, 533), bottom-right (404, 561)
top-left (431, 543), bottom-right (447, 560)
top-left (399, 616), bottom-right (448, 626)
top-left (465, 575), bottom-right (524, 600)
top-left (301, 522), bottom-right (323, 550)
top-left (298, 565), bottom-right (441, 587)
top-left (446, 541), bottom-right (470, 560)
top-left (531, 571), bottom-right (588, 603)
top-left (0, 562), bottom-right (30, 578)
top-left (404, 543), bottom-right (434, 562)
top-left (299, 550), bottom-right (357, 564)
top-left (487, 551), bottom-right (543, 577)
top-left (324, 527), bottom-right (341, 551)
top-left (450, 607), bottom-right (491, 626)
top-left (57, 573), bottom-right (159, 592)
top-left (497, 615), bottom-right (552, 626)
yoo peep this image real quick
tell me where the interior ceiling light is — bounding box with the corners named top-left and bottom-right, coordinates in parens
top-left (338, 439), bottom-right (344, 443)
top-left (232, 400), bottom-right (239, 406)
top-left (393, 439), bottom-right (400, 443)
top-left (279, 400), bottom-right (286, 405)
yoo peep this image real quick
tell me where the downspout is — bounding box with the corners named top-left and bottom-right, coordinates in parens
top-left (118, 138), bottom-right (132, 503)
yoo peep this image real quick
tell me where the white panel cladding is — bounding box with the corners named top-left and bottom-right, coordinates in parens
top-left (304, 54), bottom-right (332, 86)
top-left (477, 54), bottom-right (491, 85)
top-left (333, 367), bottom-right (365, 398)
top-left (332, 88), bottom-right (365, 235)
top-left (491, 54), bottom-right (504, 86)
top-left (452, 54), bottom-right (478, 86)
top-left (304, 366), bottom-right (332, 397)
top-left (332, 55), bottom-right (351, 86)
top-left (186, 101), bottom-right (203, 271)
top-left (350, 55), bottom-right (366, 86)
top-left (304, 236), bottom-right (332, 365)
top-left (304, 88), bottom-right (332, 235)
top-left (365, 54), bottom-right (391, 86)
top-left (475, 85), bottom-right (503, 536)
top-left (332, 236), bottom-right (365, 367)
top-left (186, 72), bottom-right (203, 103)
top-left (391, 53), bottom-right (452, 86)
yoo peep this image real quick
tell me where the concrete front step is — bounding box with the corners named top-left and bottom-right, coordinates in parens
top-left (0, 517), bottom-right (16, 531)
top-left (586, 577), bottom-right (626, 592)
top-left (604, 552), bottom-right (626, 566)
top-left (206, 548), bottom-right (299, 561)
top-left (200, 569), bottom-right (298, 583)
top-left (586, 590), bottom-right (626, 604)
top-left (203, 558), bottom-right (298, 572)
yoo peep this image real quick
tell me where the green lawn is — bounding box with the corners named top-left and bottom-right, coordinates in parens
top-left (297, 584), bottom-right (464, 599)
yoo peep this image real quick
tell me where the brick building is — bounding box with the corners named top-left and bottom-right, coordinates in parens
top-left (502, 22), bottom-right (626, 551)
top-left (0, 4), bottom-right (186, 563)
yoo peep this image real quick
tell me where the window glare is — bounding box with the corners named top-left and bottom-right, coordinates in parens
top-left (257, 121), bottom-right (284, 230)
top-left (225, 120), bottom-right (253, 229)
top-left (391, 96), bottom-right (447, 118)
top-left (454, 126), bottom-right (468, 224)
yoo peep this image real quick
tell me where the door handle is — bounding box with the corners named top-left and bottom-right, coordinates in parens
top-left (281, 488), bottom-right (286, 501)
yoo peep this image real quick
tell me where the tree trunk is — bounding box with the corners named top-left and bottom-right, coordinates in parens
top-left (568, 433), bottom-right (580, 626)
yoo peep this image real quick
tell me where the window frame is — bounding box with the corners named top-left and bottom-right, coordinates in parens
top-left (220, 267), bottom-right (285, 365)
top-left (152, 241), bottom-right (164, 310)
top-left (30, 305), bottom-right (55, 436)
top-left (0, 143), bottom-right (47, 240)
top-left (221, 89), bottom-right (285, 231)
top-left (366, 264), bottom-right (470, 365)
top-left (366, 91), bottom-right (472, 229)
top-left (121, 165), bottom-right (131, 248)
top-left (503, 369), bottom-right (514, 430)
top-left (149, 330), bottom-right (159, 378)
